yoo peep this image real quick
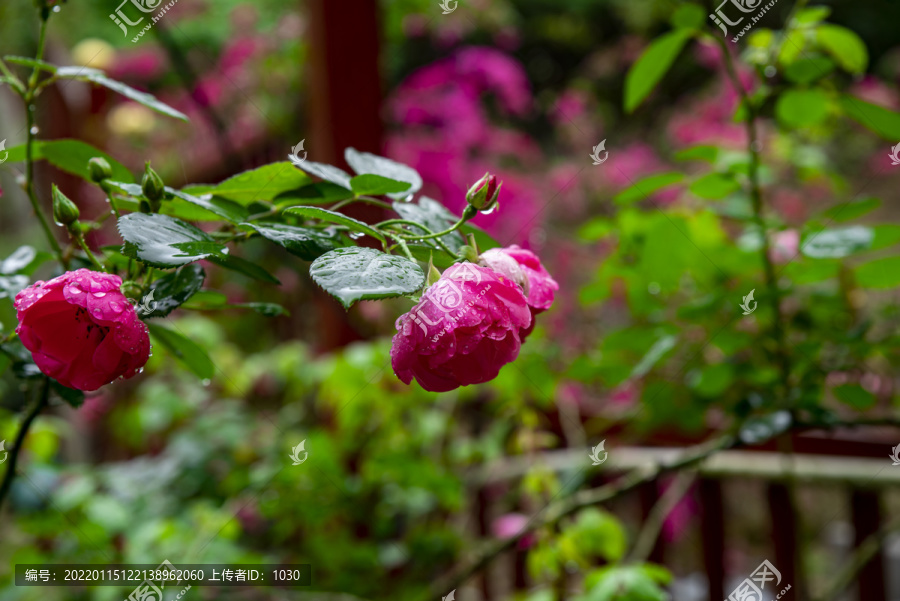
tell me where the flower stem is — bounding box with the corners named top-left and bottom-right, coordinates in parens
top-left (0, 378), bottom-right (50, 513)
top-left (385, 232), bottom-right (414, 261)
top-left (75, 233), bottom-right (106, 272)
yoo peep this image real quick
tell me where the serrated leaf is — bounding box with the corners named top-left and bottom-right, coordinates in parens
top-left (118, 213), bottom-right (224, 267)
top-left (61, 71), bottom-right (187, 121)
top-left (801, 225), bottom-right (873, 258)
top-left (309, 247), bottom-right (425, 309)
top-left (189, 162), bottom-right (312, 204)
top-left (817, 24), bottom-right (868, 74)
top-left (840, 95), bottom-right (900, 140)
top-left (392, 196), bottom-right (464, 252)
top-left (624, 29), bottom-right (693, 113)
top-left (294, 160), bottom-right (354, 189)
top-left (344, 148), bottom-right (423, 199)
top-left (285, 206), bottom-right (385, 242)
top-left (147, 323), bottom-right (214, 380)
top-left (145, 264), bottom-right (206, 318)
top-left (349, 174), bottom-right (412, 196)
top-left (614, 172), bottom-right (684, 204)
top-left (2, 140), bottom-right (134, 183)
top-left (244, 222), bottom-right (343, 261)
top-left (165, 187), bottom-right (247, 223)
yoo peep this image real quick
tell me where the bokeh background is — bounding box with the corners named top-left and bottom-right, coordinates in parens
top-left (1, 0), bottom-right (900, 600)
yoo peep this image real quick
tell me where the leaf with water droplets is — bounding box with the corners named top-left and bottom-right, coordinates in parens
top-left (392, 196), bottom-right (464, 252)
top-left (117, 213), bottom-right (225, 268)
top-left (285, 206), bottom-right (385, 243)
top-left (243, 222), bottom-right (344, 261)
top-left (58, 70), bottom-right (188, 121)
top-left (309, 247), bottom-right (425, 309)
top-left (147, 323), bottom-right (215, 380)
top-left (145, 264), bottom-right (206, 318)
top-left (345, 148), bottom-right (423, 200)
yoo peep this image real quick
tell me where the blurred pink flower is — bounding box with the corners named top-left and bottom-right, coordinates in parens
top-left (491, 513), bottom-right (536, 549)
top-left (770, 229), bottom-right (799, 264)
top-left (108, 49), bottom-right (166, 82)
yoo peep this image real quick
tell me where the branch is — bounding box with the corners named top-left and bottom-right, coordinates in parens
top-left (812, 514), bottom-right (900, 601)
top-left (425, 434), bottom-right (736, 600)
top-left (626, 469), bottom-right (698, 563)
top-left (0, 378), bottom-right (51, 512)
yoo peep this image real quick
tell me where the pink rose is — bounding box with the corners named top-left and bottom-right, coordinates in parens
top-left (491, 513), bottom-right (535, 549)
top-left (14, 269), bottom-right (151, 391)
top-left (391, 263), bottom-right (531, 392)
top-left (479, 245), bottom-right (558, 338)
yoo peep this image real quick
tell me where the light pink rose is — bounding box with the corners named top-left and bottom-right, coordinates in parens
top-left (14, 269), bottom-right (151, 391)
top-left (391, 263), bottom-right (531, 392)
top-left (480, 245), bottom-right (558, 338)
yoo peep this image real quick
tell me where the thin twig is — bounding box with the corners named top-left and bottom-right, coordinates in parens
top-left (627, 469), bottom-right (698, 563)
top-left (0, 378), bottom-right (51, 512)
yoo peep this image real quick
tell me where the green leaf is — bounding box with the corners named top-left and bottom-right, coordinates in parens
top-left (784, 56), bottom-right (835, 84)
top-left (145, 264), bottom-right (206, 318)
top-left (309, 247), bottom-right (425, 309)
top-left (274, 182), bottom-right (354, 206)
top-left (188, 162), bottom-right (312, 204)
top-left (147, 323), bottom-right (215, 380)
top-left (613, 172), bottom-right (684, 204)
top-left (794, 6), bottom-right (831, 24)
top-left (871, 224), bottom-right (900, 250)
top-left (624, 29), bottom-right (693, 113)
top-left (801, 225), bottom-right (873, 258)
top-left (840, 95), bottom-right (900, 140)
top-left (855, 256), bottom-right (900, 289)
top-left (689, 173), bottom-right (740, 200)
top-left (817, 24), bottom-right (868, 74)
top-left (117, 213), bottom-right (224, 267)
top-left (776, 88), bottom-right (830, 128)
top-left (580, 566), bottom-right (668, 601)
top-left (349, 174), bottom-right (412, 196)
top-left (833, 384), bottom-right (875, 410)
top-left (392, 196), bottom-right (465, 252)
top-left (2, 139), bottom-right (133, 183)
top-left (285, 206), bottom-right (385, 243)
top-left (820, 197), bottom-right (880, 223)
top-left (244, 222), bottom-right (344, 261)
top-left (674, 145), bottom-right (719, 163)
top-left (344, 148), bottom-right (423, 199)
top-left (687, 363), bottom-right (735, 397)
top-left (60, 71), bottom-right (188, 121)
top-left (207, 254), bottom-right (280, 284)
top-left (51, 381), bottom-right (85, 408)
top-left (3, 56), bottom-right (57, 71)
top-left (239, 302), bottom-right (289, 317)
top-left (739, 411), bottom-right (792, 445)
top-left (165, 187), bottom-right (248, 223)
top-left (670, 3), bottom-right (705, 29)
top-left (295, 160), bottom-right (353, 189)
top-left (784, 259), bottom-right (839, 284)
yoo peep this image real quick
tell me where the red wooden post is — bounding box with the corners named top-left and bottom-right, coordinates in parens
top-left (851, 490), bottom-right (886, 599)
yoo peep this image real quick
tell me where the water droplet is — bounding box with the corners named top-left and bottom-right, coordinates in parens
top-left (764, 65), bottom-right (776, 78)
top-left (481, 206), bottom-right (497, 215)
top-left (349, 232), bottom-right (363, 240)
top-left (92, 291), bottom-right (107, 298)
top-left (52, 4), bottom-right (61, 11)
top-left (30, 126), bottom-right (39, 135)
top-left (68, 287), bottom-right (82, 294)
top-left (201, 379), bottom-right (211, 387)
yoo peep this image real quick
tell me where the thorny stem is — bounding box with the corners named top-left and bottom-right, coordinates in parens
top-left (716, 36), bottom-right (791, 401)
top-left (0, 378), bottom-right (50, 513)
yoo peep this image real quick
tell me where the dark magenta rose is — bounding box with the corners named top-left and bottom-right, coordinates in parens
top-left (391, 263), bottom-right (531, 392)
top-left (14, 269), bottom-right (151, 391)
top-left (479, 245), bottom-right (558, 338)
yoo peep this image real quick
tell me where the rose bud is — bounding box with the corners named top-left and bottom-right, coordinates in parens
top-left (391, 262), bottom-right (531, 392)
top-left (88, 157), bottom-right (113, 183)
top-left (141, 161), bottom-right (165, 205)
top-left (51, 184), bottom-right (80, 228)
top-left (465, 172), bottom-right (502, 213)
top-left (14, 269), bottom-right (151, 391)
top-left (479, 245), bottom-right (558, 339)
